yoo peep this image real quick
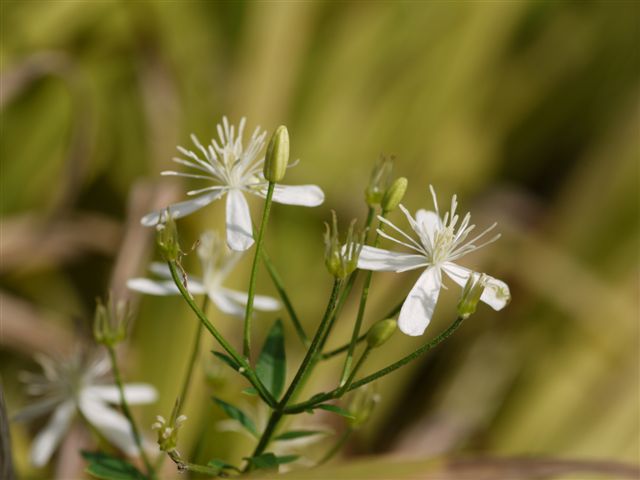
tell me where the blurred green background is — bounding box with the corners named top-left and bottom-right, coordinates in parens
top-left (1, 1), bottom-right (638, 479)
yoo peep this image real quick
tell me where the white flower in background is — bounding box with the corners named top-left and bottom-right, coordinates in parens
top-left (14, 352), bottom-right (157, 467)
top-left (141, 117), bottom-right (325, 251)
top-left (127, 230), bottom-right (280, 317)
top-left (357, 186), bottom-right (510, 336)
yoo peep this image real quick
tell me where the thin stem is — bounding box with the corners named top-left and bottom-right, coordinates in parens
top-left (321, 299), bottom-right (403, 360)
top-left (340, 346), bottom-right (371, 395)
top-left (262, 249), bottom-right (309, 347)
top-left (176, 296), bottom-right (208, 414)
top-left (243, 181), bottom-right (276, 359)
top-left (280, 279), bottom-right (342, 408)
top-left (284, 315), bottom-right (466, 414)
top-left (106, 347), bottom-right (156, 479)
top-left (167, 261), bottom-right (277, 408)
top-left (166, 449), bottom-right (238, 476)
top-left (339, 211), bottom-right (386, 386)
top-left (247, 279), bottom-right (343, 465)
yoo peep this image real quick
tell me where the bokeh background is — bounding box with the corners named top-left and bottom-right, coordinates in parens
top-left (1, 1), bottom-right (639, 479)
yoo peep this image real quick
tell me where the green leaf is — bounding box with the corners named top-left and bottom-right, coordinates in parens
top-left (212, 397), bottom-right (258, 437)
top-left (256, 319), bottom-right (286, 399)
top-left (211, 351), bottom-right (242, 372)
top-left (207, 459), bottom-right (241, 473)
top-left (316, 404), bottom-right (355, 419)
top-left (275, 430), bottom-right (327, 441)
top-left (242, 386), bottom-right (258, 396)
top-left (244, 453), bottom-right (299, 470)
top-left (81, 451), bottom-right (147, 480)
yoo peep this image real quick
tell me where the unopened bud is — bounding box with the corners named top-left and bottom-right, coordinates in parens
top-left (346, 384), bottom-right (380, 428)
top-left (93, 294), bottom-right (129, 346)
top-left (324, 211), bottom-right (364, 279)
top-left (156, 210), bottom-right (180, 261)
top-left (264, 125), bottom-right (289, 182)
top-left (366, 319), bottom-right (397, 348)
top-left (381, 177), bottom-right (407, 213)
top-left (365, 156), bottom-right (393, 207)
top-left (457, 272), bottom-right (487, 319)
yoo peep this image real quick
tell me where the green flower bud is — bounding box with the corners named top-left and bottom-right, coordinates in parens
top-left (365, 156), bottom-right (394, 207)
top-left (366, 319), bottom-right (397, 348)
top-left (93, 294), bottom-right (129, 346)
top-left (381, 177), bottom-right (407, 213)
top-left (457, 272), bottom-right (487, 319)
top-left (345, 384), bottom-right (380, 429)
top-left (152, 410), bottom-right (187, 454)
top-left (156, 210), bottom-right (180, 261)
top-left (324, 211), bottom-right (364, 279)
top-left (263, 125), bottom-right (290, 182)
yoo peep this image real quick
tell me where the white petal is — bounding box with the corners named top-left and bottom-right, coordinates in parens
top-left (140, 190), bottom-right (225, 226)
top-left (79, 398), bottom-right (138, 456)
top-left (398, 267), bottom-right (442, 336)
top-left (219, 287), bottom-right (281, 311)
top-left (127, 277), bottom-right (206, 296)
top-left (226, 189), bottom-right (255, 251)
top-left (268, 184), bottom-right (324, 207)
top-left (83, 384), bottom-right (158, 405)
top-left (210, 290), bottom-right (246, 317)
top-left (442, 262), bottom-right (510, 311)
top-left (126, 278), bottom-right (179, 296)
top-left (148, 262), bottom-right (172, 278)
top-left (13, 397), bottom-right (62, 423)
top-left (30, 401), bottom-right (75, 467)
top-left (415, 209), bottom-right (441, 244)
top-left (357, 246), bottom-right (427, 272)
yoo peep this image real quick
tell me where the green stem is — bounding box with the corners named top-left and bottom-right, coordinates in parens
top-left (284, 315), bottom-right (466, 414)
top-left (321, 299), bottom-right (403, 360)
top-left (166, 449), bottom-right (237, 476)
top-left (247, 279), bottom-right (343, 464)
top-left (106, 347), bottom-right (156, 479)
top-left (243, 181), bottom-right (276, 360)
top-left (167, 261), bottom-right (277, 408)
top-left (176, 296), bottom-right (208, 414)
top-left (262, 249), bottom-right (309, 347)
top-left (339, 212), bottom-right (386, 386)
top-left (339, 346), bottom-right (371, 395)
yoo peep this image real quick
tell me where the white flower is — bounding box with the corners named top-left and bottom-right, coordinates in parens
top-left (141, 117), bottom-right (325, 251)
top-left (14, 351), bottom-right (157, 467)
top-left (127, 230), bottom-right (280, 317)
top-left (357, 186), bottom-right (510, 336)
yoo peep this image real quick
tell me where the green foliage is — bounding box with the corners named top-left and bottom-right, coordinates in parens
top-left (256, 319), bottom-right (287, 399)
top-left (315, 404), bottom-right (356, 420)
top-left (81, 451), bottom-right (146, 480)
top-left (275, 430), bottom-right (327, 441)
top-left (244, 452), bottom-right (299, 470)
top-left (212, 397), bottom-right (258, 438)
top-left (212, 350), bottom-right (242, 372)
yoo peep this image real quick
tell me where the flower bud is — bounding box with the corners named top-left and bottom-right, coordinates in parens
top-left (152, 412), bottom-right (187, 454)
top-left (381, 177), bottom-right (407, 213)
top-left (93, 295), bottom-right (129, 346)
top-left (345, 384), bottom-right (380, 429)
top-left (156, 210), bottom-right (180, 261)
top-left (324, 211), bottom-right (364, 279)
top-left (457, 272), bottom-right (487, 319)
top-left (263, 125), bottom-right (289, 182)
top-left (365, 156), bottom-right (393, 207)
top-left (366, 319), bottom-right (397, 348)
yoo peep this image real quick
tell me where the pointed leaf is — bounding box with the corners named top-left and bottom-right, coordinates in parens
top-left (244, 452), bottom-right (299, 470)
top-left (211, 351), bottom-right (242, 372)
top-left (275, 430), bottom-right (327, 441)
top-left (207, 459), bottom-right (241, 473)
top-left (256, 319), bottom-right (286, 399)
top-left (242, 387), bottom-right (258, 396)
top-left (81, 451), bottom-right (147, 480)
top-left (212, 397), bottom-right (258, 437)
top-left (316, 404), bottom-right (355, 419)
